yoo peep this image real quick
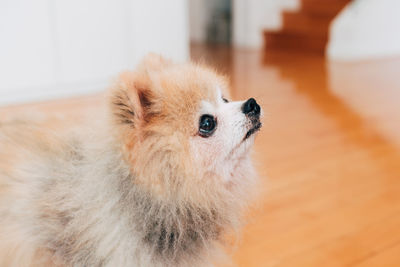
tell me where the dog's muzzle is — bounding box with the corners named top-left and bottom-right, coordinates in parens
top-left (242, 98), bottom-right (262, 140)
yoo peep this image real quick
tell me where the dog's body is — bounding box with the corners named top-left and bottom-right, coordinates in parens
top-left (0, 55), bottom-right (261, 266)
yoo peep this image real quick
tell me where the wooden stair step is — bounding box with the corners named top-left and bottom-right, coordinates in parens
top-left (301, 0), bottom-right (351, 16)
top-left (282, 12), bottom-right (331, 37)
top-left (264, 31), bottom-right (327, 54)
top-left (263, 0), bottom-right (352, 55)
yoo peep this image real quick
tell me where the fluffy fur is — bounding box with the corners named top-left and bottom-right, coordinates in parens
top-left (0, 55), bottom-right (261, 266)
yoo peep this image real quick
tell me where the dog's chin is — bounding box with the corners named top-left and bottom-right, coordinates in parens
top-left (243, 121), bottom-right (262, 141)
top-left (226, 121), bottom-right (262, 161)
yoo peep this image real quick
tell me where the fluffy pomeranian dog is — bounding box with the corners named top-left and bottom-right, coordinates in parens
top-left (0, 54), bottom-right (262, 267)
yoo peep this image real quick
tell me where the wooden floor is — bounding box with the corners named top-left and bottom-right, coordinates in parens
top-left (2, 45), bottom-right (400, 267)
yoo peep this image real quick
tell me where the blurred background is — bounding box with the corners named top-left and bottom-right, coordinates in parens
top-left (1, 0), bottom-right (400, 103)
top-left (1, 0), bottom-right (400, 266)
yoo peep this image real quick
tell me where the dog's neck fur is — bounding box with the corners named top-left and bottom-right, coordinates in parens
top-left (122, 178), bottom-right (224, 266)
top-left (37, 139), bottom-right (234, 267)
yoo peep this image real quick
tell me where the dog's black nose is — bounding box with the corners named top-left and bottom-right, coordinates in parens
top-left (242, 98), bottom-right (260, 115)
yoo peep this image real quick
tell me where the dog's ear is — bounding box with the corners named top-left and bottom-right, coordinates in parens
top-left (110, 71), bottom-right (155, 128)
top-left (110, 54), bottom-right (171, 128)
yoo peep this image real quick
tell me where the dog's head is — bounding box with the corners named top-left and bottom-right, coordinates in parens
top-left (110, 54), bottom-right (261, 201)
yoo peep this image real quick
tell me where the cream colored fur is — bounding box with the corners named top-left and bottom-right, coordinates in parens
top-left (0, 55), bottom-right (260, 267)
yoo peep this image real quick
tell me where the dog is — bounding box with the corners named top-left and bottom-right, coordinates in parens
top-left (0, 54), bottom-right (262, 266)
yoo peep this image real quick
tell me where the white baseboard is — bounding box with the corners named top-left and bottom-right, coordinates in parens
top-left (0, 80), bottom-right (108, 106)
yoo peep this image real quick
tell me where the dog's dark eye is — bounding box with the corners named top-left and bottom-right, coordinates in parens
top-left (199, 114), bottom-right (216, 137)
top-left (222, 97), bottom-right (229, 103)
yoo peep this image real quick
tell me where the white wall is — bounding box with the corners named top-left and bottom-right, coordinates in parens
top-left (0, 0), bottom-right (189, 105)
top-left (233, 0), bottom-right (299, 48)
top-left (328, 0), bottom-right (400, 61)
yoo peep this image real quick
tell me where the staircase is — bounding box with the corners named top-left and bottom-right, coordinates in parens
top-left (263, 0), bottom-right (352, 54)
